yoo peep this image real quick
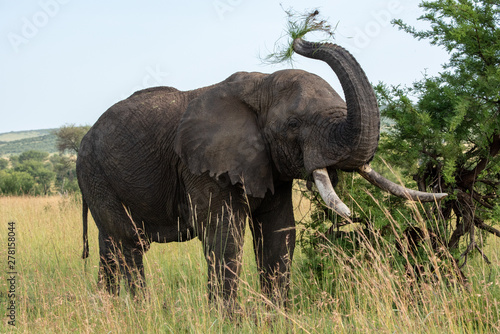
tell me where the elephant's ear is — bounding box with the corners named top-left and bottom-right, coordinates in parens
top-left (174, 81), bottom-right (274, 198)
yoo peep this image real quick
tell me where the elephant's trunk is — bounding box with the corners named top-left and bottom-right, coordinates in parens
top-left (293, 39), bottom-right (380, 169)
top-left (294, 39), bottom-right (447, 212)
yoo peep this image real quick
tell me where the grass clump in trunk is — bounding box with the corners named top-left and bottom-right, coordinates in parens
top-left (263, 8), bottom-right (336, 65)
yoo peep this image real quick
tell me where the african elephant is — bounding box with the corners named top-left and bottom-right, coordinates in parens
top-left (76, 38), bottom-right (446, 309)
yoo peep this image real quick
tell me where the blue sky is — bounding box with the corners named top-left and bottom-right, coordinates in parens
top-left (0, 0), bottom-right (449, 134)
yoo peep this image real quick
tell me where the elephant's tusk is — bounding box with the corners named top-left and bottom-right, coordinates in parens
top-left (357, 164), bottom-right (448, 202)
top-left (312, 168), bottom-right (351, 218)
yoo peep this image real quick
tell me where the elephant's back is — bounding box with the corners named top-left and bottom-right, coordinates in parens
top-left (77, 88), bottom-right (190, 225)
top-left (80, 89), bottom-right (182, 166)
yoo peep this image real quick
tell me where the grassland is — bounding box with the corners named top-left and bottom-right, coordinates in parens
top-left (0, 196), bottom-right (498, 333)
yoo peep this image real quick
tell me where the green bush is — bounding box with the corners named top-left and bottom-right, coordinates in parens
top-left (0, 150), bottom-right (80, 195)
top-left (296, 170), bottom-right (464, 296)
top-left (0, 170), bottom-right (36, 195)
top-left (0, 158), bottom-right (8, 170)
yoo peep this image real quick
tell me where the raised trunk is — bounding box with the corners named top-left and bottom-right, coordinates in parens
top-left (293, 39), bottom-right (380, 169)
top-left (294, 39), bottom-right (447, 211)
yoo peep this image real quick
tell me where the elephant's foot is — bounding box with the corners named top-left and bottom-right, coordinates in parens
top-left (97, 263), bottom-right (121, 296)
top-left (208, 295), bottom-right (243, 321)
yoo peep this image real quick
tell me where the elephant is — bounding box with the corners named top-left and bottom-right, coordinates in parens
top-left (76, 38), bottom-right (447, 309)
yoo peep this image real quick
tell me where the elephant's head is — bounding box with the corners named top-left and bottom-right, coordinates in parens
top-left (175, 39), bottom-right (447, 216)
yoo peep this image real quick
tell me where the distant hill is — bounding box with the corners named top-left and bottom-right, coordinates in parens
top-left (0, 129), bottom-right (58, 156)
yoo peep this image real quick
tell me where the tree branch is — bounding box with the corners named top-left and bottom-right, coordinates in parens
top-left (458, 133), bottom-right (500, 188)
top-left (474, 243), bottom-right (491, 265)
top-left (471, 191), bottom-right (495, 209)
top-left (474, 217), bottom-right (500, 238)
top-left (476, 179), bottom-right (500, 187)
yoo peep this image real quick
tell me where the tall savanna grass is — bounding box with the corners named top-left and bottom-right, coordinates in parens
top-left (0, 195), bottom-right (498, 333)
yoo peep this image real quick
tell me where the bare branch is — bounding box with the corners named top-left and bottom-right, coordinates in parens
top-left (474, 243), bottom-right (492, 265)
top-left (474, 217), bottom-right (500, 238)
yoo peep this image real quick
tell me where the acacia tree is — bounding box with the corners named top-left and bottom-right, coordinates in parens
top-left (52, 124), bottom-right (90, 193)
top-left (53, 124), bottom-right (90, 154)
top-left (378, 0), bottom-right (500, 264)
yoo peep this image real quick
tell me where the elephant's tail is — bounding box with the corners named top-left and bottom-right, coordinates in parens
top-left (82, 197), bottom-right (89, 259)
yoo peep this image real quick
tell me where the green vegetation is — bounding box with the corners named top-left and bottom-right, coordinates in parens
top-left (53, 124), bottom-right (91, 154)
top-left (0, 150), bottom-right (78, 195)
top-left (0, 125), bottom-right (89, 195)
top-left (376, 0), bottom-right (500, 259)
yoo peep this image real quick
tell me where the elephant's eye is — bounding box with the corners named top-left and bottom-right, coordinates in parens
top-left (287, 118), bottom-right (300, 129)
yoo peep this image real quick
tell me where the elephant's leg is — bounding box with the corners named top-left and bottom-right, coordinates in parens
top-left (89, 183), bottom-right (150, 296)
top-left (98, 231), bottom-right (121, 295)
top-left (202, 203), bottom-right (247, 310)
top-left (251, 182), bottom-right (296, 307)
top-left (121, 245), bottom-right (148, 297)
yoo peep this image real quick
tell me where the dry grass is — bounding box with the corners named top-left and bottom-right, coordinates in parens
top-left (0, 195), bottom-right (498, 333)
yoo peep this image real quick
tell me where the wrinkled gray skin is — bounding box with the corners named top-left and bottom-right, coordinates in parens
top-left (77, 39), bottom-right (446, 308)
